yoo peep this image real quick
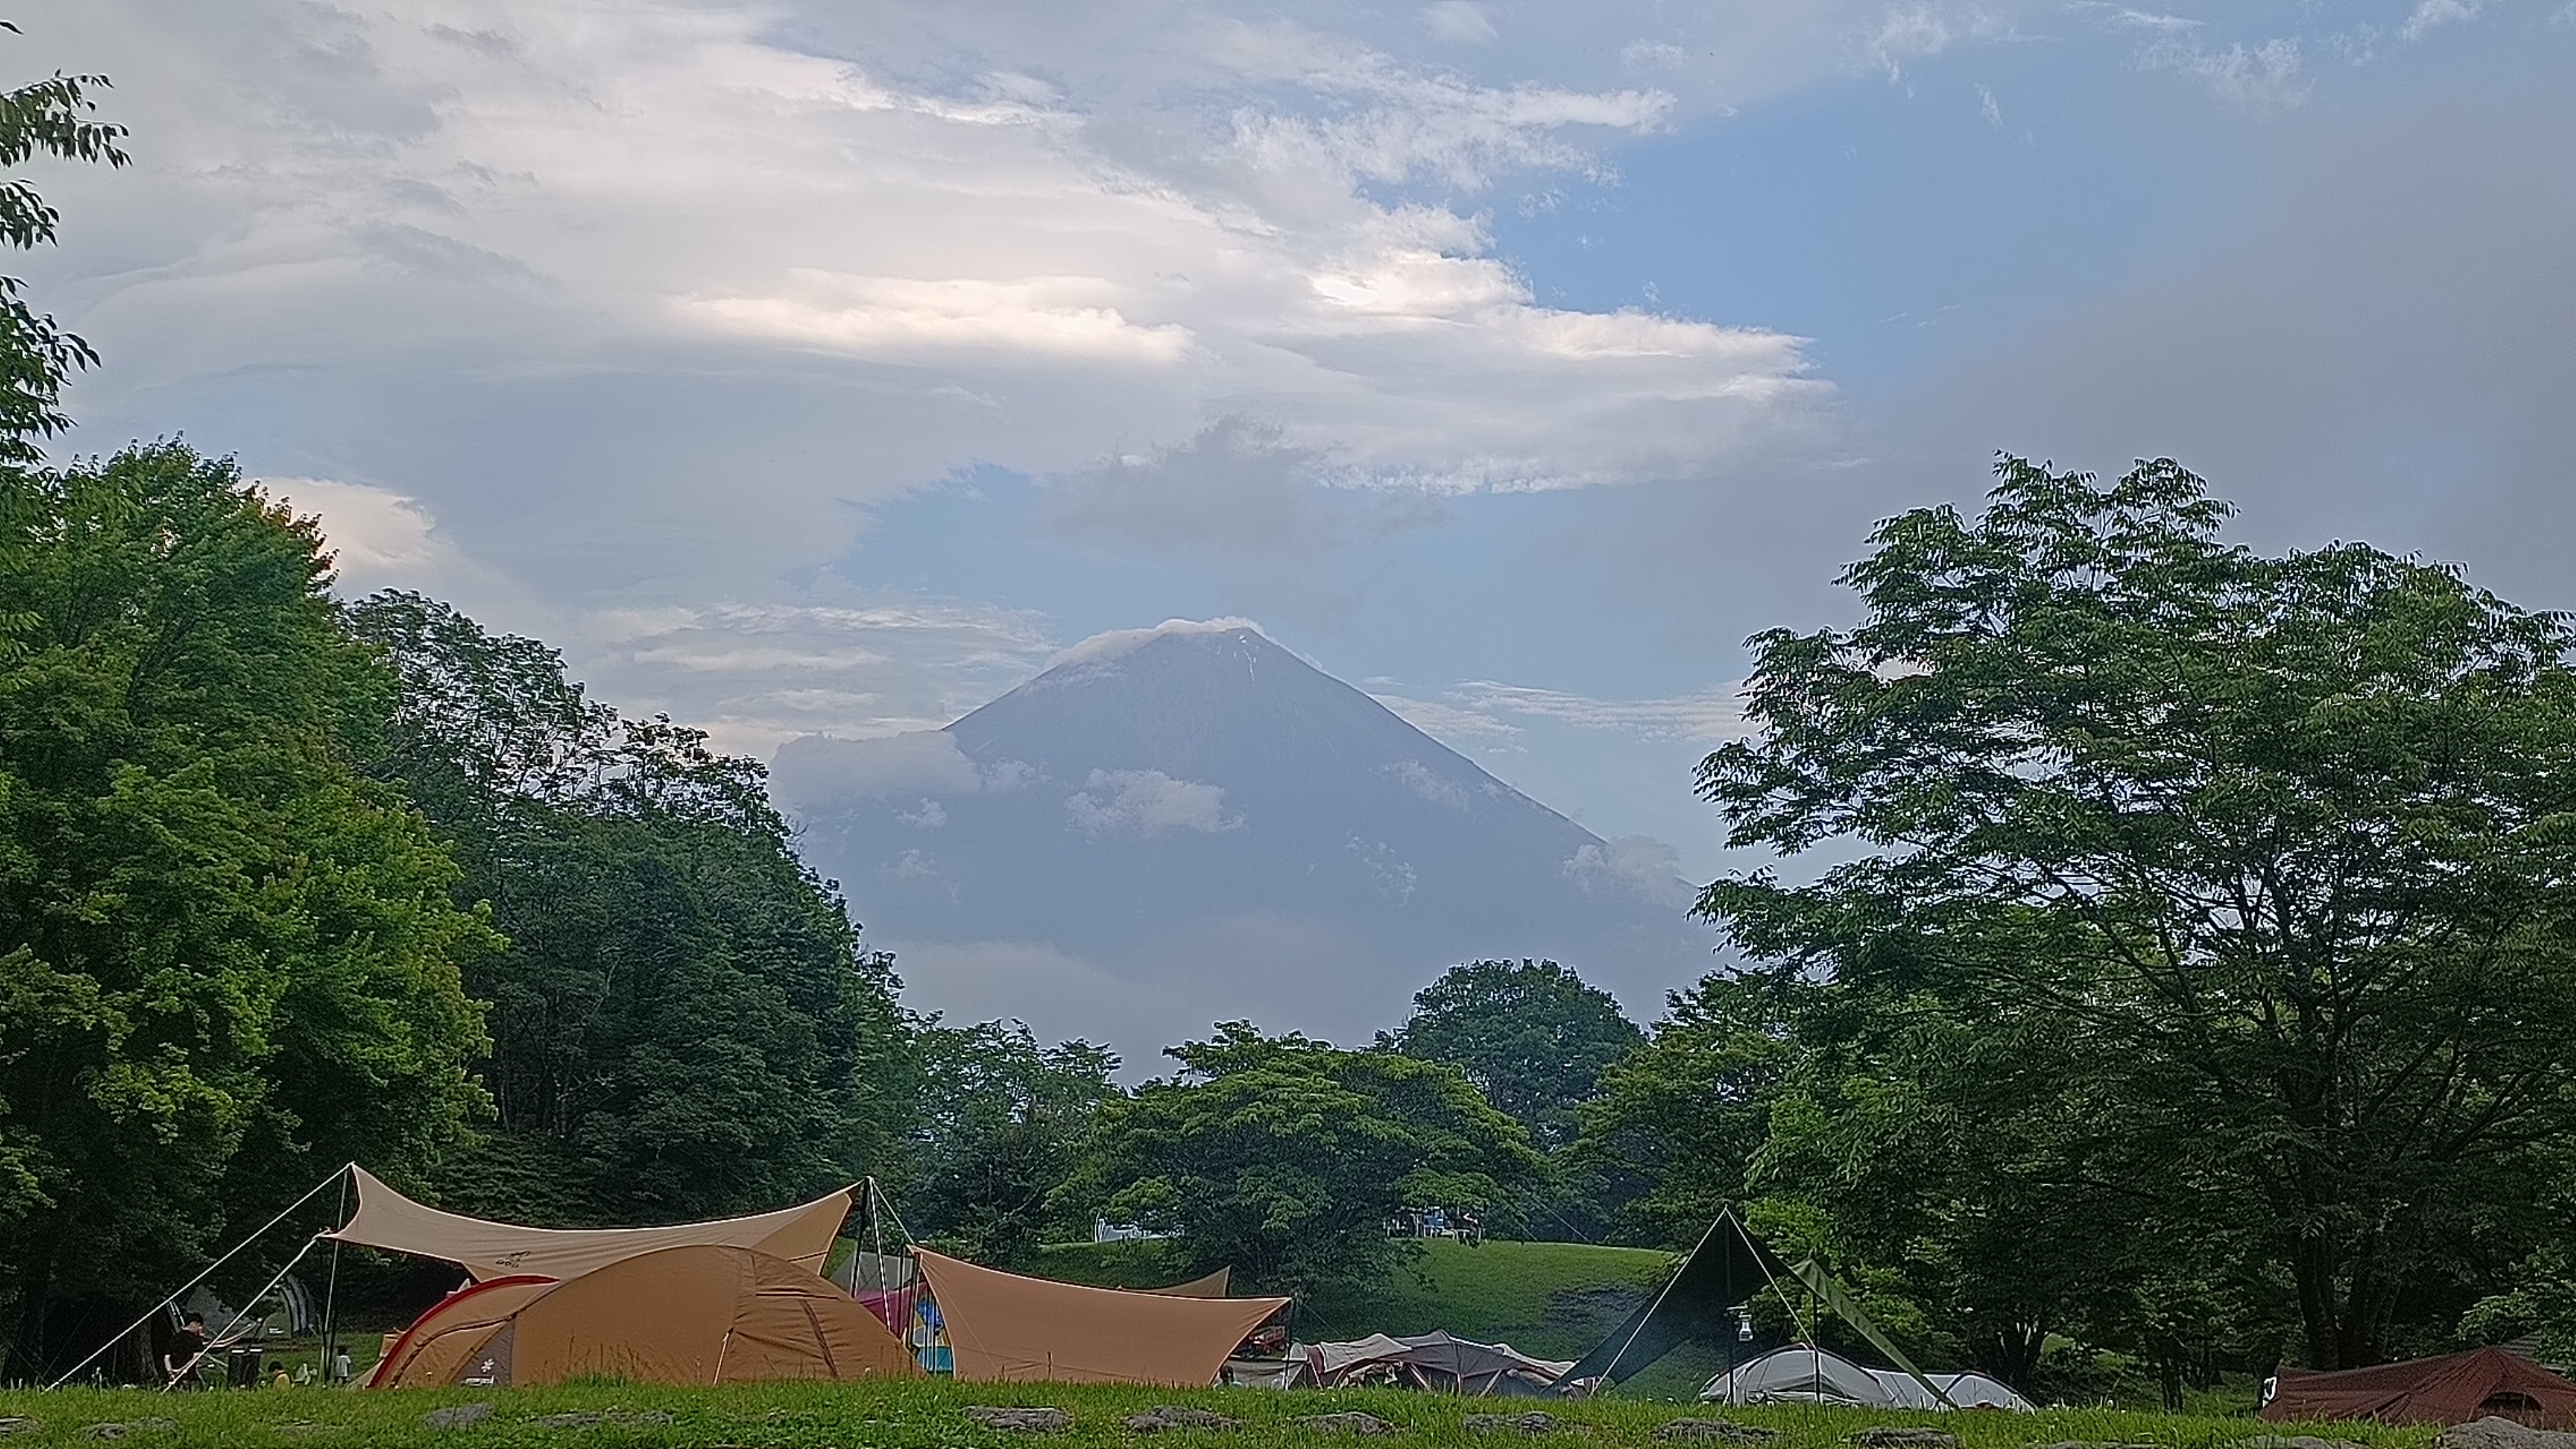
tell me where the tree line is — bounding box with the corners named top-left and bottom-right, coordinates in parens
top-left (6, 32), bottom-right (2576, 1400)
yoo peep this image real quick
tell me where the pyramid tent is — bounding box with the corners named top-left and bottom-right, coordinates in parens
top-left (2260, 1348), bottom-right (2576, 1428)
top-left (1557, 1209), bottom-right (1952, 1407)
top-left (324, 1166), bottom-right (851, 1282)
top-left (369, 1245), bottom-right (917, 1388)
top-left (913, 1248), bottom-right (1288, 1385)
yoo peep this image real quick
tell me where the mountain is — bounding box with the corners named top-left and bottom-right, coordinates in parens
top-left (769, 620), bottom-right (1714, 1063)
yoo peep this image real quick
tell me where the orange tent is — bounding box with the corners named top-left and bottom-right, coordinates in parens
top-left (913, 1247), bottom-right (1287, 1386)
top-left (370, 1245), bottom-right (917, 1388)
top-left (2262, 1348), bottom-right (2576, 1428)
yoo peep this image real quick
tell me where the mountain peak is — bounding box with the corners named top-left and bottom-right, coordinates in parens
top-left (772, 623), bottom-right (1709, 1059)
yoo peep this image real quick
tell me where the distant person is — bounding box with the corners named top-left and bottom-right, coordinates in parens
top-left (163, 1313), bottom-right (210, 1389)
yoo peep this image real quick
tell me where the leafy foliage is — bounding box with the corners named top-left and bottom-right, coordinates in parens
top-left (906, 1020), bottom-right (1119, 1269)
top-left (344, 592), bottom-right (915, 1225)
top-left (1072, 1023), bottom-right (1546, 1313)
top-left (1570, 974), bottom-right (1801, 1250)
top-left (0, 30), bottom-right (127, 460)
top-left (0, 446), bottom-right (491, 1376)
top-left (1696, 456), bottom-right (2576, 1370)
top-left (1381, 958), bottom-right (1641, 1152)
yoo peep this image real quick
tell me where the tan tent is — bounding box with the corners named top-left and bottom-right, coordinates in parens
top-left (323, 1166), bottom-right (850, 1282)
top-left (1147, 1268), bottom-right (1232, 1298)
top-left (371, 1245), bottom-right (917, 1388)
top-left (913, 1248), bottom-right (1287, 1387)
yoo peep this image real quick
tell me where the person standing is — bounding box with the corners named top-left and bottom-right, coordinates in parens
top-left (162, 1313), bottom-right (210, 1389)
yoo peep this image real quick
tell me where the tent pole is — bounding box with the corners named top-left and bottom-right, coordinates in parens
top-left (43, 1163), bottom-right (353, 1391)
top-left (318, 1169), bottom-right (349, 1382)
top-left (164, 1235), bottom-right (319, 1393)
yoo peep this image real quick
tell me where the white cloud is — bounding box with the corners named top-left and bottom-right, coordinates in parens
top-left (1565, 834), bottom-right (1695, 908)
top-left (770, 730), bottom-right (1037, 805)
top-left (1447, 680), bottom-right (1748, 741)
top-left (259, 477), bottom-right (470, 597)
top-left (1065, 769), bottom-right (1241, 836)
top-left (1347, 836), bottom-right (1419, 904)
top-left (1046, 617), bottom-right (1276, 670)
top-left (2141, 35), bottom-right (2310, 112)
top-left (587, 597), bottom-right (1056, 754)
top-left (2401, 0), bottom-right (2481, 41)
top-left (1422, 1), bottom-right (1499, 45)
top-left (1388, 760), bottom-right (1471, 810)
top-left (1976, 83), bottom-right (2003, 127)
top-left (1621, 40), bottom-right (1691, 69)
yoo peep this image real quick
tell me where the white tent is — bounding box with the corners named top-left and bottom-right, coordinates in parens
top-left (1701, 1346), bottom-right (2033, 1411)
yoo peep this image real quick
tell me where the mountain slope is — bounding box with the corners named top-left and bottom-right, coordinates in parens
top-left (771, 621), bottom-right (1712, 1060)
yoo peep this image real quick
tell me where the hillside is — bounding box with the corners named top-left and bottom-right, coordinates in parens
top-left (771, 621), bottom-right (1715, 1059)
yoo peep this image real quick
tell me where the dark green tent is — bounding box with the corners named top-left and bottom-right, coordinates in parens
top-left (1554, 1209), bottom-right (1949, 1406)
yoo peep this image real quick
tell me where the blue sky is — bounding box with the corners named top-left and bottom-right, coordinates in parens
top-left (21, 0), bottom-right (2576, 889)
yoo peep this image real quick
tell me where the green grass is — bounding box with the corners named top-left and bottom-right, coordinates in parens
top-left (0, 1376), bottom-right (2440, 1449)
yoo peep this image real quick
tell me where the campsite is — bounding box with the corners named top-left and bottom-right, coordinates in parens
top-left (9, 11), bottom-right (2576, 1449)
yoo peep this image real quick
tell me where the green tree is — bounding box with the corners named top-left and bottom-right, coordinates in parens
top-left (345, 591), bottom-right (915, 1224)
top-left (0, 445), bottom-right (492, 1378)
top-left (1381, 958), bottom-right (1641, 1151)
top-left (1697, 456), bottom-right (2576, 1368)
top-left (1569, 972), bottom-right (1801, 1249)
top-left (0, 25), bottom-right (127, 460)
top-left (908, 1021), bottom-right (1119, 1268)
top-left (1072, 1023), bottom-right (1544, 1313)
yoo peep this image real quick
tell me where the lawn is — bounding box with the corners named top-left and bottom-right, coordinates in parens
top-left (0, 1376), bottom-right (2441, 1449)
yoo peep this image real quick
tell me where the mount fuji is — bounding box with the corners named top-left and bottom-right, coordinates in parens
top-left (769, 621), bottom-right (1716, 1062)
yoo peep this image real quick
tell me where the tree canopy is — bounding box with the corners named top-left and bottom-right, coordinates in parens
top-left (1695, 456), bottom-right (2576, 1372)
top-left (345, 591), bottom-right (915, 1226)
top-left (0, 446), bottom-right (491, 1378)
top-left (1072, 1024), bottom-right (1545, 1313)
top-left (1381, 958), bottom-right (1641, 1152)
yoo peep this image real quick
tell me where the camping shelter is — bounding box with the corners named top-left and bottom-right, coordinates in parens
top-left (1298, 1331), bottom-right (1577, 1396)
top-left (2260, 1348), bottom-right (2576, 1428)
top-left (1557, 1209), bottom-right (1955, 1407)
top-left (911, 1248), bottom-right (1289, 1385)
top-left (369, 1245), bottom-right (917, 1388)
top-left (323, 1166), bottom-right (851, 1282)
top-left (1701, 1347), bottom-right (2033, 1411)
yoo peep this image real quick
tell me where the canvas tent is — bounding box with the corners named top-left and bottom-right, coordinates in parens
top-left (911, 1248), bottom-right (1288, 1385)
top-left (369, 1245), bottom-right (916, 1388)
top-left (1298, 1331), bottom-right (1577, 1396)
top-left (1148, 1268), bottom-right (1233, 1298)
top-left (2260, 1348), bottom-right (2576, 1428)
top-left (1702, 1347), bottom-right (2033, 1411)
top-left (1556, 1209), bottom-right (1954, 1407)
top-left (324, 1166), bottom-right (851, 1283)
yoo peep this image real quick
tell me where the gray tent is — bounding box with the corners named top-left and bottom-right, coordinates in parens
top-left (1702, 1346), bottom-right (2035, 1411)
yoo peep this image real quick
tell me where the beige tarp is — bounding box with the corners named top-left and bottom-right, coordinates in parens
top-left (323, 1165), bottom-right (850, 1282)
top-left (370, 1245), bottom-right (917, 1388)
top-left (914, 1248), bottom-right (1287, 1386)
top-left (1146, 1267), bottom-right (1232, 1297)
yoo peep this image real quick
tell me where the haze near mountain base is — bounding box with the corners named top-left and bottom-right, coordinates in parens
top-left (771, 621), bottom-right (1713, 1058)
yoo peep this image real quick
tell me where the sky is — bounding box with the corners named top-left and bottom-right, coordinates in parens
top-left (16, 0), bottom-right (2576, 935)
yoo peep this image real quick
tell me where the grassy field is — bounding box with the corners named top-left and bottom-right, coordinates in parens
top-left (0, 1376), bottom-right (2438, 1449)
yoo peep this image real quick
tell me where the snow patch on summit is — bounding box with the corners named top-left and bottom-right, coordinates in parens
top-left (1046, 617), bottom-right (1270, 669)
